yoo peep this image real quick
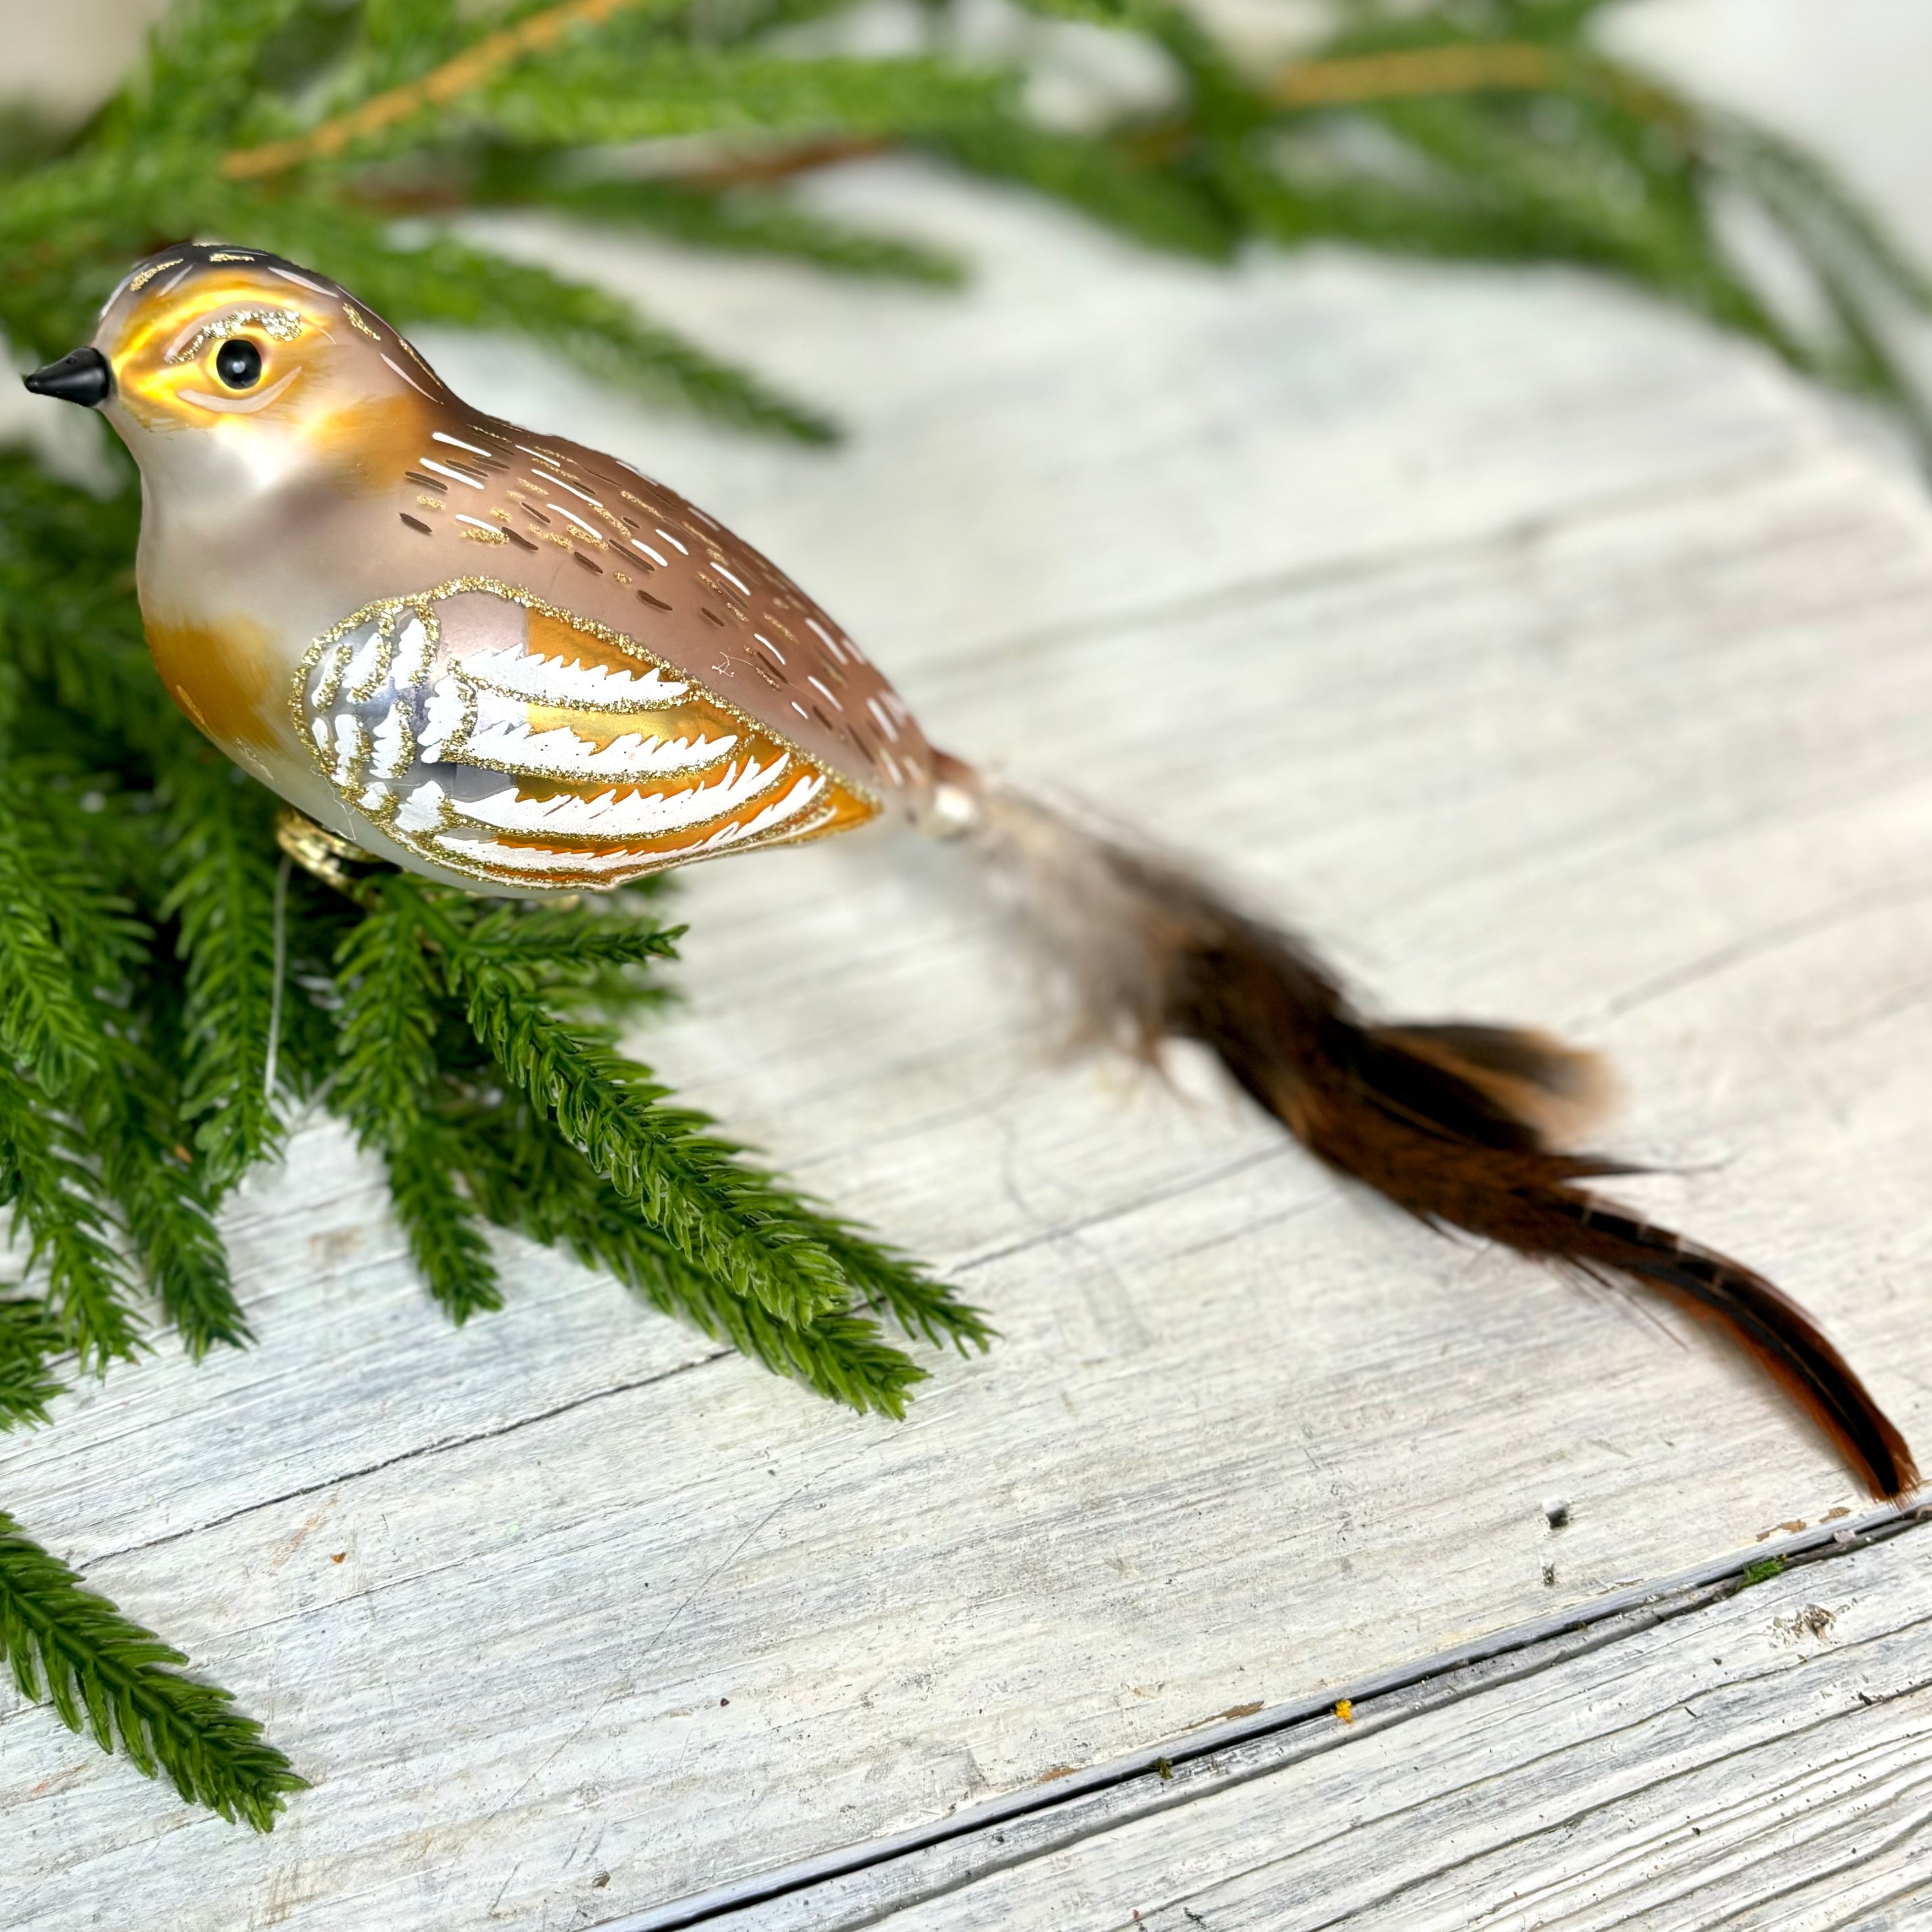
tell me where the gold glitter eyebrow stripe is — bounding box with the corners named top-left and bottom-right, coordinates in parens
top-left (165, 306), bottom-right (304, 364)
top-left (126, 258), bottom-right (184, 293)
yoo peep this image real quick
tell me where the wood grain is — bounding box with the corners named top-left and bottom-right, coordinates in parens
top-left (4, 159), bottom-right (1932, 1929)
top-left (710, 1520), bottom-right (1932, 1930)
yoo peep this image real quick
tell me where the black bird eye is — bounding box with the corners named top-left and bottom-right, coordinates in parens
top-left (215, 338), bottom-right (263, 390)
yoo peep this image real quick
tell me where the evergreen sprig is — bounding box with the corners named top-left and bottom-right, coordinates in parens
top-left (0, 0), bottom-right (1923, 1837)
top-left (0, 1512), bottom-right (305, 1829)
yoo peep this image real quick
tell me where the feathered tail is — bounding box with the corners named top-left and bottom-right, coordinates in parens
top-left (944, 766), bottom-right (1917, 1501)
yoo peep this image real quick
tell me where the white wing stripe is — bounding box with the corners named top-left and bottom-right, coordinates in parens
top-left (461, 642), bottom-right (688, 709)
top-left (460, 717), bottom-right (738, 780)
top-left (457, 753), bottom-right (789, 837)
top-left (435, 775), bottom-right (826, 874)
top-left (391, 615), bottom-right (432, 689)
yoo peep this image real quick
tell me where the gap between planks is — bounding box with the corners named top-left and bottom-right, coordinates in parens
top-left (618, 1505), bottom-right (1932, 1931)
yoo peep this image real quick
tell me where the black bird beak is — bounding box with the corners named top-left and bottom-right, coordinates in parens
top-left (23, 346), bottom-right (112, 408)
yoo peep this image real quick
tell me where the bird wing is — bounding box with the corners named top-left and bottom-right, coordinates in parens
top-left (296, 580), bottom-right (878, 891)
top-left (376, 407), bottom-right (936, 826)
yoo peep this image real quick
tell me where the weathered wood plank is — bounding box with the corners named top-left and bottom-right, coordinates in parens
top-left (707, 1520), bottom-right (1932, 1931)
top-left (4, 163), bottom-right (1932, 1929)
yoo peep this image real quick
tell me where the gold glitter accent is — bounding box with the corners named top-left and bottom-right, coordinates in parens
top-left (275, 808), bottom-right (378, 895)
top-left (166, 306), bottom-right (304, 365)
top-left (127, 258), bottom-right (183, 292)
top-left (346, 609), bottom-right (404, 702)
top-left (462, 524), bottom-right (509, 545)
top-left (415, 495), bottom-right (443, 510)
top-left (342, 304), bottom-right (382, 341)
top-left (309, 638), bottom-right (350, 711)
top-left (207, 251), bottom-right (258, 262)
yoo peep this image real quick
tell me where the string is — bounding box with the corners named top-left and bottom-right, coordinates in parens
top-left (263, 853), bottom-right (291, 1100)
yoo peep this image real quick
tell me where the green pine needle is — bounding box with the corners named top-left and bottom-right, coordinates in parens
top-left (0, 1513), bottom-right (305, 1829)
top-left (0, 816), bottom-right (116, 1100)
top-left (481, 52), bottom-right (1010, 147)
top-left (0, 1300), bottom-right (67, 1430)
top-left (0, 1065), bottom-right (145, 1371)
top-left (383, 1123), bottom-right (506, 1323)
top-left (795, 1213), bottom-right (995, 1358)
top-left (412, 886), bottom-right (853, 1329)
top-left (334, 892), bottom-right (504, 1321)
top-left (933, 121), bottom-right (1239, 261)
top-left (160, 764), bottom-right (288, 1196)
top-left (93, 1082), bottom-right (252, 1358)
top-left (451, 1096), bottom-right (934, 1416)
top-left (481, 170), bottom-right (966, 284)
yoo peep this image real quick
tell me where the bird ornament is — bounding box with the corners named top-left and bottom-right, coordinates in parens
top-left (25, 241), bottom-right (1918, 1502)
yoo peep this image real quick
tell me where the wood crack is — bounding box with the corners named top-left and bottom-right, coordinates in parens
top-left (610, 1510), bottom-right (1932, 1931)
top-left (77, 1350), bottom-right (734, 1571)
top-left (1604, 870), bottom-right (1932, 1019)
top-left (1282, 1660), bottom-right (1932, 1932)
top-left (951, 1145), bottom-right (1300, 1276)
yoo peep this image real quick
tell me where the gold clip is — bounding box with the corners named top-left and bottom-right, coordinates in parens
top-left (275, 807), bottom-right (383, 895)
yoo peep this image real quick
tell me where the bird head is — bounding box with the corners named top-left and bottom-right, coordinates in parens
top-left (24, 242), bottom-right (445, 502)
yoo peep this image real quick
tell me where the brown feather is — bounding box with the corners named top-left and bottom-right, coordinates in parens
top-left (968, 781), bottom-right (1918, 1501)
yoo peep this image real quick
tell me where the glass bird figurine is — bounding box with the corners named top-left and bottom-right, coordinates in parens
top-left (25, 241), bottom-right (1918, 1502)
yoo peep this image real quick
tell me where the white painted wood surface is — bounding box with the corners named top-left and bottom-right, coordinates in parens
top-left (6, 161), bottom-right (1932, 1929)
top-left (713, 1518), bottom-right (1932, 1930)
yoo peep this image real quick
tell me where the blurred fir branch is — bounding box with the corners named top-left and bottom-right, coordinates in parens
top-left (2, 0), bottom-right (1926, 445)
top-left (0, 0), bottom-right (1925, 1832)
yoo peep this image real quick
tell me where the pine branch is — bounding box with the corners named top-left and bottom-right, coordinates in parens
top-left (0, 811), bottom-right (115, 1101)
top-left (0, 1513), bottom-right (305, 1828)
top-left (223, 0), bottom-right (677, 177)
top-left (407, 885), bottom-right (853, 1328)
top-left (350, 0), bottom-right (469, 97)
top-left (333, 891), bottom-right (502, 1321)
top-left (0, 1300), bottom-right (67, 1431)
top-left (91, 1076), bottom-right (251, 1357)
top-left (475, 167), bottom-right (965, 283)
top-left (383, 1124), bottom-right (504, 1322)
top-left (126, 0), bottom-right (315, 144)
top-left (0, 1065), bottom-right (144, 1371)
top-left (1714, 115), bottom-right (1932, 313)
top-left (451, 1095), bottom-right (932, 1415)
top-left (1338, 95), bottom-right (1810, 360)
top-left (477, 53), bottom-right (1009, 147)
top-left (789, 1214), bottom-right (993, 1357)
top-left (0, 459), bottom-right (168, 764)
top-left (159, 762), bottom-right (287, 1197)
top-left (931, 121), bottom-right (1238, 259)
